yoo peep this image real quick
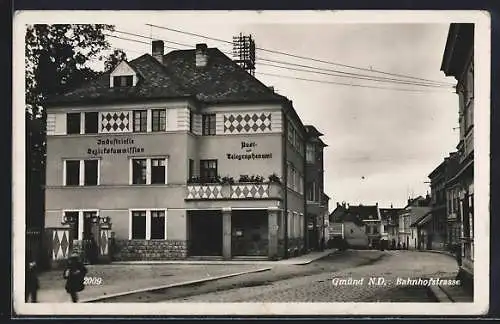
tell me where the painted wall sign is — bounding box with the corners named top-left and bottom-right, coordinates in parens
top-left (227, 141), bottom-right (273, 160)
top-left (87, 137), bottom-right (145, 156)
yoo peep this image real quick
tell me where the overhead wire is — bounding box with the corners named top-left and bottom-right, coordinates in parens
top-left (105, 30), bottom-right (455, 93)
top-left (145, 23), bottom-right (455, 87)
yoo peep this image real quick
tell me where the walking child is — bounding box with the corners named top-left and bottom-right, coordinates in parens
top-left (63, 253), bottom-right (88, 303)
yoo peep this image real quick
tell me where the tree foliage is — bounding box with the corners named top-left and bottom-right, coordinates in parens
top-left (25, 24), bottom-right (117, 233)
top-left (104, 49), bottom-right (128, 72)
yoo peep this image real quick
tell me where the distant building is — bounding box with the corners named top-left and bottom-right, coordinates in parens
top-left (380, 206), bottom-right (404, 248)
top-left (399, 196), bottom-right (431, 249)
top-left (328, 203), bottom-right (369, 249)
top-left (441, 22), bottom-right (474, 293)
top-left (347, 204), bottom-right (382, 248)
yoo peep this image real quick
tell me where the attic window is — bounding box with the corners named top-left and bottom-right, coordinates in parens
top-left (113, 76), bottom-right (134, 88)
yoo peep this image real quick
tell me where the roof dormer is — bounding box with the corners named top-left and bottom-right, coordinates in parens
top-left (110, 61), bottom-right (138, 88)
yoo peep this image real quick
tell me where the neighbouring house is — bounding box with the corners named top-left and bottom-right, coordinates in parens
top-left (380, 206), bottom-right (404, 249)
top-left (428, 152), bottom-right (461, 251)
top-left (441, 22), bottom-right (474, 294)
top-left (411, 211), bottom-right (432, 250)
top-left (444, 152), bottom-right (461, 251)
top-left (43, 39), bottom-right (327, 262)
top-left (328, 203), bottom-right (369, 249)
top-left (399, 196), bottom-right (431, 249)
top-left (347, 204), bottom-right (383, 249)
top-left (304, 126), bottom-right (329, 251)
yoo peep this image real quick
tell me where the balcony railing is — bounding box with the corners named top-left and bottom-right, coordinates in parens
top-left (186, 182), bottom-right (283, 200)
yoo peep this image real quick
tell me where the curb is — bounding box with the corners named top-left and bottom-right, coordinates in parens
top-left (81, 267), bottom-right (272, 303)
top-left (427, 285), bottom-right (453, 303)
top-left (421, 250), bottom-right (456, 259)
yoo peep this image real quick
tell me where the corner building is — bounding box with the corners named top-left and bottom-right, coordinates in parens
top-left (44, 41), bottom-right (324, 261)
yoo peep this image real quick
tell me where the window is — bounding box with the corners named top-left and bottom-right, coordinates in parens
top-left (133, 110), bottom-right (147, 132)
top-left (290, 167), bottom-right (296, 190)
top-left (130, 210), bottom-right (168, 240)
top-left (200, 159), bottom-right (217, 182)
top-left (132, 159), bottom-right (147, 184)
top-left (189, 111), bottom-right (194, 133)
top-left (307, 182), bottom-right (316, 202)
top-left (84, 160), bottom-right (98, 186)
top-left (113, 75), bottom-right (133, 88)
top-left (151, 159), bottom-right (166, 184)
top-left (84, 112), bottom-right (98, 134)
top-left (151, 210), bottom-right (166, 239)
top-left (65, 160), bottom-right (80, 186)
top-left (130, 158), bottom-right (168, 185)
top-left (152, 109), bottom-right (166, 132)
top-left (65, 159), bottom-right (99, 186)
top-left (306, 144), bottom-right (315, 163)
top-left (202, 114), bottom-right (216, 135)
top-left (131, 211), bottom-right (146, 239)
top-left (65, 211), bottom-right (79, 240)
top-left (188, 159), bottom-right (194, 179)
top-left (67, 113), bottom-right (81, 134)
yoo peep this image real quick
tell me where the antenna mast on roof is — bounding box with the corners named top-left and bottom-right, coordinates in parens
top-left (232, 33), bottom-right (256, 76)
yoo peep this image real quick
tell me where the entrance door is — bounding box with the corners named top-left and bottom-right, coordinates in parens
top-left (188, 211), bottom-right (223, 256)
top-left (83, 211), bottom-right (98, 240)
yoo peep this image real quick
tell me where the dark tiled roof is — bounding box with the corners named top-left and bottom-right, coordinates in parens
top-left (329, 206), bottom-right (364, 227)
top-left (347, 205), bottom-right (379, 221)
top-left (45, 54), bottom-right (192, 106)
top-left (46, 48), bottom-right (287, 107)
top-left (162, 48), bottom-right (287, 104)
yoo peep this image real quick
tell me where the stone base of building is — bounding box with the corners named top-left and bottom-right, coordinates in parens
top-left (287, 238), bottom-right (305, 257)
top-left (113, 239), bottom-right (188, 261)
top-left (456, 265), bottom-right (473, 296)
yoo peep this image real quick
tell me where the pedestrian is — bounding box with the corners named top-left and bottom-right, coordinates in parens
top-left (25, 259), bottom-right (39, 303)
top-left (63, 253), bottom-right (88, 303)
top-left (402, 242), bottom-right (406, 250)
top-left (397, 241), bottom-right (401, 250)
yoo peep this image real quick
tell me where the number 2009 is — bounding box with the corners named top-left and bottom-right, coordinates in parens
top-left (84, 276), bottom-right (103, 285)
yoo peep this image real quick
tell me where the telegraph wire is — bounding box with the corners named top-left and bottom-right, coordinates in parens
top-left (145, 23), bottom-right (455, 87)
top-left (111, 29), bottom-right (454, 89)
top-left (255, 72), bottom-right (455, 94)
top-left (104, 32), bottom-right (455, 93)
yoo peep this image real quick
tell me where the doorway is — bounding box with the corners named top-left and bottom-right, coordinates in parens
top-left (188, 210), bottom-right (223, 256)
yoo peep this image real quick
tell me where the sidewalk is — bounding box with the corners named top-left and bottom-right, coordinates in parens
top-left (427, 275), bottom-right (474, 302)
top-left (112, 249), bottom-right (337, 266)
top-left (36, 249), bottom-right (337, 302)
top-left (37, 264), bottom-right (271, 303)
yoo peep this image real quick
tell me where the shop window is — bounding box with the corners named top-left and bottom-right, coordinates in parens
top-left (133, 110), bottom-right (147, 132)
top-left (151, 159), bottom-right (166, 184)
top-left (152, 109), bottom-right (166, 132)
top-left (202, 114), bottom-right (216, 135)
top-left (65, 160), bottom-right (80, 186)
top-left (84, 160), bottom-right (99, 186)
top-left (131, 211), bottom-right (146, 239)
top-left (150, 210), bottom-right (166, 240)
top-left (113, 75), bottom-right (133, 88)
top-left (84, 112), bottom-right (98, 134)
top-left (67, 113), bottom-right (81, 134)
top-left (132, 159), bottom-right (147, 184)
top-left (200, 159), bottom-right (217, 182)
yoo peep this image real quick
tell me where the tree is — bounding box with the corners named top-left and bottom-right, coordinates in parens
top-left (104, 49), bottom-right (128, 72)
top-left (25, 24), bottom-right (116, 265)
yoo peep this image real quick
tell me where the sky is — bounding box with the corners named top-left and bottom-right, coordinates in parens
top-left (88, 15), bottom-right (460, 210)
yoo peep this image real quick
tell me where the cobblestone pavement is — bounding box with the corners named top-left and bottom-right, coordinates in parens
top-left (164, 250), bottom-right (458, 303)
top-left (37, 264), bottom-right (267, 302)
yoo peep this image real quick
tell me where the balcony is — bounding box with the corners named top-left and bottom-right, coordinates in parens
top-left (185, 174), bottom-right (283, 201)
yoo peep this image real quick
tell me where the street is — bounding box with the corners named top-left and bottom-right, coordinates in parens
top-left (97, 250), bottom-right (460, 303)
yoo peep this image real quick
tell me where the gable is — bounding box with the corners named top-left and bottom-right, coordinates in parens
top-left (110, 61), bottom-right (138, 87)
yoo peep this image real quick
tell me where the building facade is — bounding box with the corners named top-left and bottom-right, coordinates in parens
top-left (304, 126), bottom-right (328, 251)
top-left (380, 207), bottom-right (403, 249)
top-left (399, 196), bottom-right (431, 249)
top-left (441, 23), bottom-right (474, 291)
top-left (328, 203), bottom-right (369, 249)
top-left (44, 41), bottom-right (326, 261)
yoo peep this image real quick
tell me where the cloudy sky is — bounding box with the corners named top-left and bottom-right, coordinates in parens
top-left (88, 13), bottom-right (460, 210)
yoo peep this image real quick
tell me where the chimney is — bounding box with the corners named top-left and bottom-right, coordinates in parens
top-left (268, 86), bottom-right (275, 92)
top-left (336, 202), bottom-right (340, 207)
top-left (390, 203), bottom-right (393, 208)
top-left (195, 43), bottom-right (208, 67)
top-left (152, 40), bottom-right (164, 64)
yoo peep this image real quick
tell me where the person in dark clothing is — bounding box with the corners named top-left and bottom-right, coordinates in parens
top-left (63, 253), bottom-right (88, 303)
top-left (25, 260), bottom-right (39, 303)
